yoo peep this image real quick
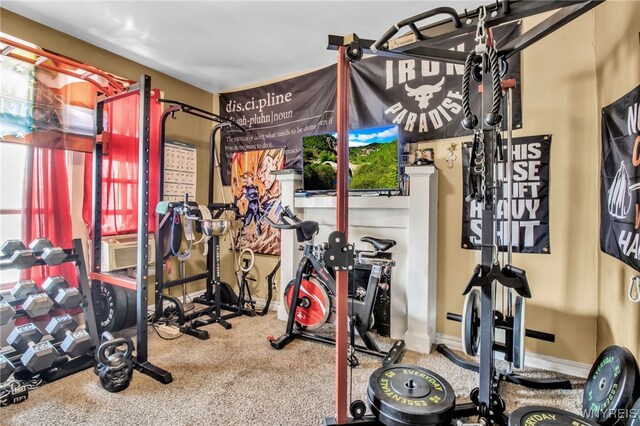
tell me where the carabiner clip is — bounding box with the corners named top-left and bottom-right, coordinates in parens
top-left (475, 6), bottom-right (487, 45)
top-left (629, 275), bottom-right (640, 303)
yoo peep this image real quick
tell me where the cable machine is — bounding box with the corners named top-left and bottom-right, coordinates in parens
top-left (325, 1), bottom-right (603, 424)
top-left (153, 100), bottom-right (246, 340)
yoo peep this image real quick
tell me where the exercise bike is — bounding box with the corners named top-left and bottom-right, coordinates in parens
top-left (265, 206), bottom-right (405, 366)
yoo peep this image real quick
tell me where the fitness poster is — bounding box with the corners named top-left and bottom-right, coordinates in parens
top-left (461, 135), bottom-right (551, 254)
top-left (600, 85), bottom-right (640, 271)
top-left (218, 64), bottom-right (337, 185)
top-left (349, 21), bottom-right (522, 144)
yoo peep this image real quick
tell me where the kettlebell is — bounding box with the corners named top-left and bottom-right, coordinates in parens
top-left (95, 331), bottom-right (134, 393)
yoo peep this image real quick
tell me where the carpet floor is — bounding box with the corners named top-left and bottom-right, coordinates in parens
top-left (2, 312), bottom-right (585, 425)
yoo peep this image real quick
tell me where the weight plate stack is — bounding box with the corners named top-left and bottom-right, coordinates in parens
top-left (509, 406), bottom-right (598, 426)
top-left (583, 345), bottom-right (640, 426)
top-left (367, 364), bottom-right (455, 426)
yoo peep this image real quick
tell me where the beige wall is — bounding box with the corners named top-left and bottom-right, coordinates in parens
top-left (0, 9), bottom-right (214, 300)
top-left (594, 0), bottom-right (640, 356)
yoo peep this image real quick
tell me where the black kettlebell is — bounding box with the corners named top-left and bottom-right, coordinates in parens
top-left (95, 332), bottom-right (134, 393)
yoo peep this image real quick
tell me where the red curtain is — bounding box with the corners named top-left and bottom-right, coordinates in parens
top-left (20, 146), bottom-right (79, 322)
top-left (82, 90), bottom-right (161, 236)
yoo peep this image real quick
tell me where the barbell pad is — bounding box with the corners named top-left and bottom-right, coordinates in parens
top-left (20, 341), bottom-right (59, 373)
top-left (41, 247), bottom-right (67, 266)
top-left (9, 250), bottom-right (36, 270)
top-left (0, 301), bottom-right (16, 325)
top-left (1, 239), bottom-right (27, 256)
top-left (22, 293), bottom-right (54, 318)
top-left (28, 237), bottom-right (53, 252)
top-left (7, 323), bottom-right (44, 351)
top-left (10, 280), bottom-right (38, 299)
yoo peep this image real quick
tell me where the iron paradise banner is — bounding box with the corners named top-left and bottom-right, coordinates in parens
top-left (349, 21), bottom-right (522, 143)
top-left (461, 135), bottom-right (551, 254)
top-left (218, 64), bottom-right (336, 185)
top-left (601, 85), bottom-right (640, 271)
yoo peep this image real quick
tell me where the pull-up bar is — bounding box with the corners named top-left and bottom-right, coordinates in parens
top-left (158, 98), bottom-right (245, 132)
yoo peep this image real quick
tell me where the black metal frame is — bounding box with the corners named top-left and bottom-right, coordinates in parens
top-left (91, 75), bottom-right (172, 385)
top-left (325, 0), bottom-right (605, 424)
top-left (153, 100), bottom-right (247, 340)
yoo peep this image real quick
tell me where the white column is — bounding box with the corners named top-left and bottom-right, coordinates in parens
top-left (404, 166), bottom-right (438, 353)
top-left (273, 171), bottom-right (303, 320)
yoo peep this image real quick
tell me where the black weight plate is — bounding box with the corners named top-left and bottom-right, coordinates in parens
top-left (512, 295), bottom-right (526, 369)
top-left (462, 289), bottom-right (480, 356)
top-left (94, 284), bottom-right (127, 332)
top-left (628, 398), bottom-right (640, 426)
top-left (219, 282), bottom-right (238, 306)
top-left (583, 345), bottom-right (640, 426)
top-left (368, 364), bottom-right (455, 426)
top-left (123, 288), bottom-right (137, 329)
top-left (509, 406), bottom-right (598, 426)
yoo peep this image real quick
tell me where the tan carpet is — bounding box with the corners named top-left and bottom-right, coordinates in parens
top-left (2, 312), bottom-right (584, 425)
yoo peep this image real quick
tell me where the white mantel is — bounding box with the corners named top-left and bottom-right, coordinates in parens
top-left (275, 166), bottom-right (438, 353)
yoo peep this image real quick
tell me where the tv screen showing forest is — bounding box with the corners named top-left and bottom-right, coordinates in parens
top-left (302, 125), bottom-right (399, 191)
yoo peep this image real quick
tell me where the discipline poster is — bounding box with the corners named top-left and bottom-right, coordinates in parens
top-left (601, 85), bottom-right (640, 271)
top-left (461, 135), bottom-right (551, 254)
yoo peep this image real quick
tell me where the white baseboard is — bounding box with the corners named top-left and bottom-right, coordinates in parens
top-left (435, 333), bottom-right (591, 378)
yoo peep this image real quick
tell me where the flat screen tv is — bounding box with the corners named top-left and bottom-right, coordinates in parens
top-left (302, 124), bottom-right (400, 192)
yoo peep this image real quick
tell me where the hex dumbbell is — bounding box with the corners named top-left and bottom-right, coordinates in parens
top-left (1, 240), bottom-right (36, 270)
top-left (42, 276), bottom-right (82, 309)
top-left (7, 323), bottom-right (59, 373)
top-left (11, 280), bottom-right (37, 299)
top-left (29, 238), bottom-right (66, 266)
top-left (0, 355), bottom-right (15, 382)
top-left (45, 315), bottom-right (93, 358)
top-left (0, 301), bottom-right (16, 325)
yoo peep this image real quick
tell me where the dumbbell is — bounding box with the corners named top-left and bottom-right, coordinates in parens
top-left (45, 314), bottom-right (94, 358)
top-left (0, 301), bottom-right (16, 325)
top-left (9, 280), bottom-right (54, 318)
top-left (7, 323), bottom-right (59, 373)
top-left (29, 238), bottom-right (67, 266)
top-left (1, 239), bottom-right (36, 270)
top-left (42, 276), bottom-right (82, 309)
top-left (0, 355), bottom-right (15, 382)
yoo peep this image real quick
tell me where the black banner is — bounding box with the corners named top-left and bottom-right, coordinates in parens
top-left (350, 22), bottom-right (522, 144)
top-left (219, 64), bottom-right (337, 185)
top-left (600, 85), bottom-right (640, 271)
top-left (461, 135), bottom-right (551, 254)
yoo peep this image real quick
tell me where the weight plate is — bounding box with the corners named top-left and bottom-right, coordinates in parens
top-left (219, 282), bottom-right (238, 306)
top-left (583, 345), bottom-right (640, 426)
top-left (628, 398), bottom-right (640, 426)
top-left (284, 277), bottom-right (330, 330)
top-left (462, 289), bottom-right (480, 356)
top-left (367, 364), bottom-right (455, 426)
top-left (94, 284), bottom-right (127, 332)
top-left (509, 406), bottom-right (598, 426)
top-left (512, 295), bottom-right (526, 369)
top-left (123, 287), bottom-right (137, 329)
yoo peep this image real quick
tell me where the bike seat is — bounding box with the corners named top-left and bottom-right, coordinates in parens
top-left (296, 221), bottom-right (319, 242)
top-left (360, 237), bottom-right (396, 252)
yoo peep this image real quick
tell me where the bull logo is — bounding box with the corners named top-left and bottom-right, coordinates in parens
top-left (405, 77), bottom-right (446, 110)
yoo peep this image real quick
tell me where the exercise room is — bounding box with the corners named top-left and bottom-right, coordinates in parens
top-left (0, 1), bottom-right (638, 425)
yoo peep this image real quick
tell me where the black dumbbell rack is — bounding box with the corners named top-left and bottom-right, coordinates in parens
top-left (0, 238), bottom-right (99, 383)
top-left (87, 75), bottom-right (172, 385)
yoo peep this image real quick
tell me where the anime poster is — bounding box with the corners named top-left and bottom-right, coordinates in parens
top-left (231, 149), bottom-right (284, 255)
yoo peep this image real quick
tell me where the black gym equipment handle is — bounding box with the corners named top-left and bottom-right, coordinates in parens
top-left (372, 7), bottom-right (462, 52)
top-left (446, 312), bottom-right (555, 342)
top-left (263, 212), bottom-right (302, 230)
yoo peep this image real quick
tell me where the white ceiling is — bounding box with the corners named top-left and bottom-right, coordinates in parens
top-left (2, 1), bottom-right (484, 93)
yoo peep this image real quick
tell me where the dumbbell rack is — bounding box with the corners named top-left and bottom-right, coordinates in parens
top-left (0, 239), bottom-right (99, 385)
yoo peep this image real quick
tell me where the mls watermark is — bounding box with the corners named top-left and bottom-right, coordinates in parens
top-left (582, 408), bottom-right (639, 421)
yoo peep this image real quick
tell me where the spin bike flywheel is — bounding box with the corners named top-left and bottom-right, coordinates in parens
top-left (284, 276), bottom-right (331, 330)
